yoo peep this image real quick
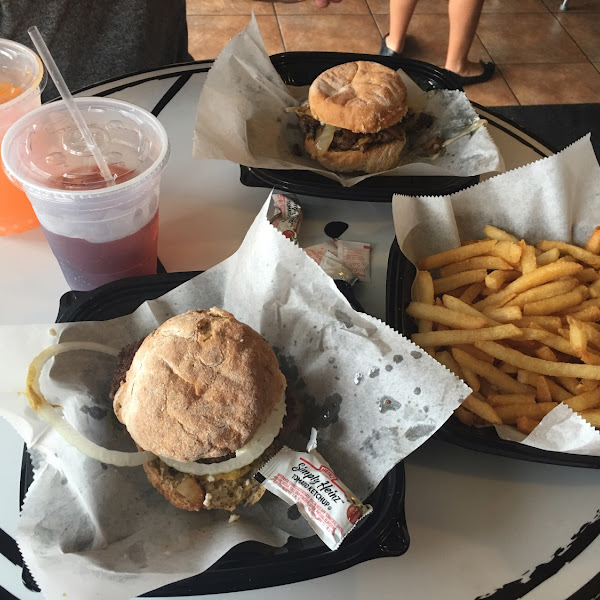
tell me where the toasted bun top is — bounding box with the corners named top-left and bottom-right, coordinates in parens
top-left (113, 308), bottom-right (286, 462)
top-left (308, 61), bottom-right (408, 134)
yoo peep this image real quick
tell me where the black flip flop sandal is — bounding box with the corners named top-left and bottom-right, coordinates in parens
top-left (379, 34), bottom-right (403, 58)
top-left (451, 61), bottom-right (495, 86)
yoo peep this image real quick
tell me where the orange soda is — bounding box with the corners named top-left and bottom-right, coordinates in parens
top-left (0, 39), bottom-right (46, 235)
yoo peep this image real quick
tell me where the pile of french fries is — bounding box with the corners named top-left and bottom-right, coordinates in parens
top-left (408, 224), bottom-right (600, 436)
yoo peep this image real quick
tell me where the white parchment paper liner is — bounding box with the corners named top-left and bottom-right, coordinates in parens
top-left (392, 134), bottom-right (600, 456)
top-left (0, 192), bottom-right (468, 600)
top-left (192, 16), bottom-right (504, 187)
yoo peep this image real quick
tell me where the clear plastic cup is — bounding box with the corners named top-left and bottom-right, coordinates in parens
top-left (1, 97), bottom-right (170, 290)
top-left (0, 38), bottom-right (46, 235)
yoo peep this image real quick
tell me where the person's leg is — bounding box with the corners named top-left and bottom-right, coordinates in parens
top-left (384, 0), bottom-right (420, 54)
top-left (444, 0), bottom-right (486, 77)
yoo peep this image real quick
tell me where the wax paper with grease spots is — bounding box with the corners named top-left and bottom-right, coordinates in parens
top-left (0, 193), bottom-right (468, 600)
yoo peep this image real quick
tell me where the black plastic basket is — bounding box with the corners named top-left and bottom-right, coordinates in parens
top-left (385, 238), bottom-right (600, 469)
top-left (239, 51), bottom-right (479, 202)
top-left (19, 271), bottom-right (410, 596)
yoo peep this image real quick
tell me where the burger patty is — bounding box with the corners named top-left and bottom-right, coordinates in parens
top-left (298, 110), bottom-right (436, 153)
top-left (298, 114), bottom-right (406, 151)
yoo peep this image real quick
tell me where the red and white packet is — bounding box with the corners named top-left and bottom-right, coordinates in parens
top-left (255, 445), bottom-right (373, 550)
top-left (267, 191), bottom-right (303, 243)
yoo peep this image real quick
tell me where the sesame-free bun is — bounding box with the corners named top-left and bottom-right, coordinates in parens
top-left (305, 130), bottom-right (407, 174)
top-left (113, 308), bottom-right (286, 462)
top-left (308, 61), bottom-right (408, 134)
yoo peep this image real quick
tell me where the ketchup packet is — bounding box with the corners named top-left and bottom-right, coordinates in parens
top-left (267, 191), bottom-right (303, 242)
top-left (304, 241), bottom-right (338, 265)
top-left (335, 240), bottom-right (371, 282)
top-left (256, 446), bottom-right (372, 550)
top-left (319, 251), bottom-right (358, 285)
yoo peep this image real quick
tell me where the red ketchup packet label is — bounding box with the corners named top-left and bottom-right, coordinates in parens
top-left (255, 446), bottom-right (372, 550)
top-left (267, 191), bottom-right (303, 243)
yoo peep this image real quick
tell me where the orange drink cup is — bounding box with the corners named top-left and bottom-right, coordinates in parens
top-left (0, 39), bottom-right (45, 235)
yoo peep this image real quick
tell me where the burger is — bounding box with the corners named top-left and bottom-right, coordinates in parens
top-left (293, 61), bottom-right (410, 174)
top-left (111, 308), bottom-right (289, 512)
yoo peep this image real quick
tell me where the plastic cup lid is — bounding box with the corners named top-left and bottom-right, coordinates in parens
top-left (0, 38), bottom-right (45, 111)
top-left (1, 97), bottom-right (169, 196)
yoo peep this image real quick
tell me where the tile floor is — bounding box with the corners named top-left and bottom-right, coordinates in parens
top-left (186, 0), bottom-right (600, 106)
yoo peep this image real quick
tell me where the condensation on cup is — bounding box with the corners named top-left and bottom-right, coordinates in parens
top-left (0, 38), bottom-right (46, 235)
top-left (1, 97), bottom-right (170, 290)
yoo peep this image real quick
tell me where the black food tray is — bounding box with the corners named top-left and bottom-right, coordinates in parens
top-left (239, 51), bottom-right (479, 202)
top-left (385, 238), bottom-right (600, 469)
top-left (20, 271), bottom-right (410, 596)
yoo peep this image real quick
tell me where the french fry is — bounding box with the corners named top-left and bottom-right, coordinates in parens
top-left (474, 261), bottom-right (583, 310)
top-left (494, 402), bottom-right (558, 424)
top-left (485, 270), bottom-right (520, 291)
top-left (534, 346), bottom-right (558, 362)
top-left (406, 302), bottom-right (488, 330)
top-left (580, 379), bottom-right (599, 392)
top-left (517, 325), bottom-right (598, 361)
top-left (584, 226), bottom-right (600, 255)
top-left (454, 344), bottom-right (495, 363)
top-left (513, 316), bottom-right (562, 332)
top-left (537, 240), bottom-right (600, 268)
top-left (563, 387), bottom-right (600, 412)
top-left (461, 366), bottom-right (480, 392)
top-left (587, 278), bottom-right (600, 298)
top-left (522, 286), bottom-right (587, 316)
top-left (561, 297), bottom-right (600, 314)
top-left (536, 247), bottom-right (560, 266)
top-left (452, 347), bottom-right (533, 394)
top-left (556, 376), bottom-right (582, 395)
top-left (567, 316), bottom-right (588, 357)
top-left (488, 240), bottom-right (522, 265)
top-left (566, 305), bottom-right (600, 322)
top-left (576, 268), bottom-right (599, 283)
top-left (418, 240), bottom-right (497, 271)
top-left (413, 270), bottom-right (435, 334)
top-left (442, 295), bottom-right (499, 325)
top-left (516, 416), bottom-right (540, 435)
top-left (484, 224), bottom-right (519, 244)
top-left (578, 408), bottom-right (600, 428)
top-left (459, 282), bottom-right (485, 304)
top-left (505, 278), bottom-right (578, 308)
top-left (454, 405), bottom-right (477, 426)
top-left (433, 269), bottom-right (488, 295)
top-left (412, 324), bottom-right (523, 348)
top-left (440, 255), bottom-right (513, 277)
top-left (581, 350), bottom-right (600, 366)
top-left (474, 340), bottom-right (600, 379)
top-left (435, 350), bottom-right (464, 379)
top-left (488, 393), bottom-right (536, 406)
top-left (462, 393), bottom-right (503, 425)
top-left (520, 241), bottom-right (537, 274)
top-left (536, 375), bottom-right (553, 403)
top-left (417, 226), bottom-right (600, 432)
top-left (482, 305), bottom-right (522, 323)
top-left (583, 322), bottom-right (600, 351)
top-left (517, 369), bottom-right (573, 402)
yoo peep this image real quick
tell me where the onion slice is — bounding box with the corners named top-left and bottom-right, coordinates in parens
top-left (160, 395), bottom-right (287, 476)
top-left (314, 124), bottom-right (337, 156)
top-left (26, 342), bottom-right (155, 467)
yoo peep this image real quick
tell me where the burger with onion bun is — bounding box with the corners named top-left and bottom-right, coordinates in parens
top-left (111, 308), bottom-right (288, 512)
top-left (293, 61), bottom-right (409, 174)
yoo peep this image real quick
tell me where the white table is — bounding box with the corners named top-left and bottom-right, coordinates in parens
top-left (0, 61), bottom-right (598, 600)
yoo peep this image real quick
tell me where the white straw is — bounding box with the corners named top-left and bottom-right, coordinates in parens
top-left (28, 26), bottom-right (115, 186)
